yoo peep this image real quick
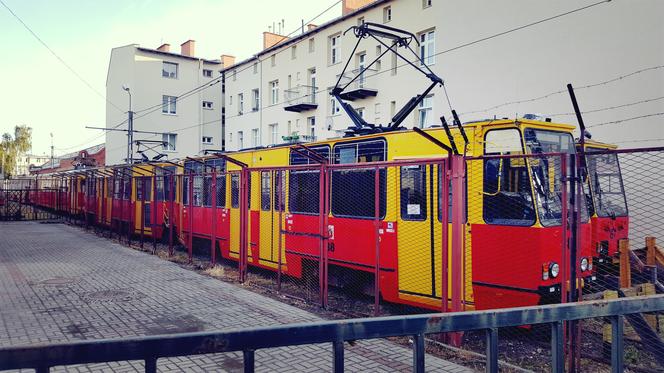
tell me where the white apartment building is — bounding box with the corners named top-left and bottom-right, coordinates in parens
top-left (105, 41), bottom-right (226, 165)
top-left (14, 153), bottom-right (50, 176)
top-left (223, 0), bottom-right (439, 151)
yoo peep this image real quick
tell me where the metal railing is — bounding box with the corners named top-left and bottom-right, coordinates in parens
top-left (336, 67), bottom-right (378, 90)
top-left (283, 85), bottom-right (317, 106)
top-left (1, 295), bottom-right (662, 373)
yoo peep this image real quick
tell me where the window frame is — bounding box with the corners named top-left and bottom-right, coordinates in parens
top-left (162, 95), bottom-right (177, 115)
top-left (419, 29), bottom-right (436, 66)
top-left (481, 128), bottom-right (536, 227)
top-left (331, 138), bottom-right (387, 220)
top-left (400, 165), bottom-right (427, 221)
top-left (162, 62), bottom-right (178, 79)
top-left (162, 133), bottom-right (176, 151)
top-left (330, 34), bottom-right (341, 65)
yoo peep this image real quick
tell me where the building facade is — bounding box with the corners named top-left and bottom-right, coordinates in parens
top-left (14, 153), bottom-right (51, 176)
top-left (31, 144), bottom-right (105, 175)
top-left (105, 41), bottom-right (226, 165)
top-left (223, 0), bottom-right (440, 151)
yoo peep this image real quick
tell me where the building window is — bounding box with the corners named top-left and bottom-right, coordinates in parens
top-left (330, 98), bottom-right (340, 116)
top-left (423, 0), bottom-right (432, 8)
top-left (357, 107), bottom-right (365, 118)
top-left (271, 55), bottom-right (276, 67)
top-left (269, 123), bottom-right (279, 145)
top-left (419, 29), bottom-right (435, 65)
top-left (308, 116), bottom-right (316, 138)
top-left (418, 95), bottom-right (433, 128)
top-left (253, 62), bottom-right (258, 74)
top-left (329, 34), bottom-right (340, 65)
top-left (202, 101), bottom-right (213, 109)
top-left (291, 45), bottom-right (297, 60)
top-left (383, 6), bottom-right (392, 23)
top-left (162, 133), bottom-right (176, 151)
top-left (162, 62), bottom-right (178, 78)
top-left (308, 38), bottom-right (315, 53)
top-left (251, 128), bottom-right (259, 147)
top-left (238, 131), bottom-right (244, 149)
top-left (391, 48), bottom-right (397, 75)
top-left (203, 69), bottom-right (212, 77)
top-left (252, 89), bottom-right (260, 111)
top-left (162, 95), bottom-right (177, 114)
top-left (270, 80), bottom-right (279, 105)
top-left (238, 93), bottom-right (244, 115)
top-left (202, 136), bottom-right (213, 144)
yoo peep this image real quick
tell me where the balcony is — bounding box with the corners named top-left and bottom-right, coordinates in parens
top-left (283, 85), bottom-right (318, 112)
top-left (281, 132), bottom-right (317, 144)
top-left (336, 68), bottom-right (378, 101)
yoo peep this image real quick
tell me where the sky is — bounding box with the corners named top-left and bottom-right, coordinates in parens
top-left (0, 0), bottom-right (343, 156)
top-left (0, 0), bottom-right (663, 156)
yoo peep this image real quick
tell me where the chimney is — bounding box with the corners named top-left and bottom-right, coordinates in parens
top-left (307, 24), bottom-right (318, 31)
top-left (220, 55), bottom-right (236, 68)
top-left (157, 43), bottom-right (170, 52)
top-left (180, 40), bottom-right (195, 57)
top-left (263, 32), bottom-right (288, 50)
top-left (342, 0), bottom-right (374, 15)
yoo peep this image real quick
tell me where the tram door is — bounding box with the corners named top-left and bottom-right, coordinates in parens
top-left (258, 171), bottom-right (286, 267)
top-left (397, 164), bottom-right (445, 304)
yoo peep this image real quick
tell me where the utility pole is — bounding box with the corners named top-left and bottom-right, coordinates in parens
top-left (50, 133), bottom-right (54, 169)
top-left (123, 85), bottom-right (133, 164)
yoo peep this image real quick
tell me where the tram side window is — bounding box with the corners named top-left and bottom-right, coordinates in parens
top-left (136, 177), bottom-right (151, 201)
top-left (274, 170), bottom-right (286, 212)
top-left (203, 175), bottom-right (212, 206)
top-left (400, 165), bottom-right (426, 221)
top-left (216, 175), bottom-right (226, 207)
top-left (122, 178), bottom-right (131, 200)
top-left (231, 174), bottom-right (239, 208)
top-left (586, 151), bottom-right (628, 217)
top-left (156, 172), bottom-right (165, 201)
top-left (331, 140), bottom-right (387, 219)
top-left (230, 174), bottom-right (251, 208)
top-left (483, 129), bottom-right (535, 226)
top-left (287, 145), bottom-right (329, 215)
top-left (261, 172), bottom-right (271, 211)
top-left (289, 170), bottom-right (320, 214)
top-left (437, 165), bottom-right (455, 222)
top-left (136, 178), bottom-right (143, 201)
top-left (183, 176), bottom-right (190, 205)
top-left (193, 175), bottom-right (203, 206)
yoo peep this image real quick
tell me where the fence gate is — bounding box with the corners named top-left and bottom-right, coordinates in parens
top-left (0, 189), bottom-right (61, 221)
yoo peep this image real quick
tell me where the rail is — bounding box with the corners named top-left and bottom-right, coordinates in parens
top-left (1, 295), bottom-right (662, 373)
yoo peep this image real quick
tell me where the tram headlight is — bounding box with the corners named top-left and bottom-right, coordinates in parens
top-left (580, 257), bottom-right (589, 272)
top-left (549, 263), bottom-right (560, 279)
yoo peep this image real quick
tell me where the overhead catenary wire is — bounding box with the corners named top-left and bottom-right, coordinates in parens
top-left (130, 0), bottom-right (343, 117)
top-left (545, 95), bottom-right (664, 117)
top-left (0, 0), bottom-right (125, 114)
top-left (462, 65), bottom-right (664, 116)
top-left (116, 0), bottom-right (611, 135)
top-left (587, 112), bottom-right (664, 128)
top-left (102, 0), bottom-right (616, 157)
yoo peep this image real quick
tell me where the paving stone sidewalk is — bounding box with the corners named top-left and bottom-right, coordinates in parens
top-left (0, 222), bottom-right (474, 372)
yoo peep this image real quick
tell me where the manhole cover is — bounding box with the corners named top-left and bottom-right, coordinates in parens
top-left (38, 277), bottom-right (78, 286)
top-left (81, 288), bottom-right (145, 303)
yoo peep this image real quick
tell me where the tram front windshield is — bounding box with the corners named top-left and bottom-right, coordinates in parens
top-left (585, 149), bottom-right (627, 218)
top-left (524, 128), bottom-right (589, 226)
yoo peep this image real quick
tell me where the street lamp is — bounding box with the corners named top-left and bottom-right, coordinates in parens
top-left (122, 85), bottom-right (133, 164)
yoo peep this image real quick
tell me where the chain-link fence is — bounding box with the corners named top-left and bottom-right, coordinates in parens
top-left (13, 145), bottom-right (663, 372)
